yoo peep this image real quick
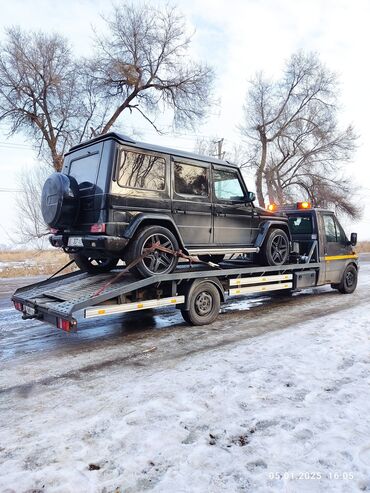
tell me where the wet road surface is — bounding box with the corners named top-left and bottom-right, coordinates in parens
top-left (1, 255), bottom-right (368, 392)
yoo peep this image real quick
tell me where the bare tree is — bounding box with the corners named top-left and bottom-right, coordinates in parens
top-left (241, 52), bottom-right (359, 217)
top-left (89, 3), bottom-right (214, 134)
top-left (15, 165), bottom-right (51, 247)
top-left (194, 137), bottom-right (251, 169)
top-left (0, 27), bottom-right (107, 171)
top-left (194, 137), bottom-right (221, 158)
top-left (0, 5), bottom-right (214, 246)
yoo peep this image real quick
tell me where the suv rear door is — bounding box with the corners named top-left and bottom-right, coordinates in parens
top-left (65, 142), bottom-right (106, 230)
top-left (172, 159), bottom-right (212, 245)
top-left (212, 166), bottom-right (253, 245)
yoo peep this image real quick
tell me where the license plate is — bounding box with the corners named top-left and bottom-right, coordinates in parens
top-left (24, 305), bottom-right (35, 316)
top-left (68, 237), bottom-right (83, 247)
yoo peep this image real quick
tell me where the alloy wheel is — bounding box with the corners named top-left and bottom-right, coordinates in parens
top-left (141, 233), bottom-right (176, 274)
top-left (270, 234), bottom-right (288, 263)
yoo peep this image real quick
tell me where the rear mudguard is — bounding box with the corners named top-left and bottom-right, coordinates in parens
top-left (123, 213), bottom-right (186, 249)
top-left (178, 278), bottom-right (225, 310)
top-left (254, 221), bottom-right (292, 248)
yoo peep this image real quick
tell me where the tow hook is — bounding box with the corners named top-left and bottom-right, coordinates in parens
top-left (22, 309), bottom-right (41, 320)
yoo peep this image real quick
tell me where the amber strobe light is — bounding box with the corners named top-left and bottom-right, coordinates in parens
top-left (297, 201), bottom-right (311, 209)
top-left (267, 203), bottom-right (277, 212)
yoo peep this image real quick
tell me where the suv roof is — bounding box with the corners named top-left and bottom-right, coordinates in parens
top-left (67, 132), bottom-right (239, 169)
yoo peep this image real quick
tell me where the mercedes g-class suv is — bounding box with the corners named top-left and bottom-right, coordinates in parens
top-left (41, 133), bottom-right (291, 277)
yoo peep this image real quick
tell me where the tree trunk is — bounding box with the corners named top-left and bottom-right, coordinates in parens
top-left (255, 169), bottom-right (265, 208)
top-left (265, 168), bottom-right (276, 204)
top-left (53, 153), bottom-right (64, 172)
top-left (255, 134), bottom-right (267, 208)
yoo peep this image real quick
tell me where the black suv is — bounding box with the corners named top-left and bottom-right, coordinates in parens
top-left (41, 133), bottom-right (291, 277)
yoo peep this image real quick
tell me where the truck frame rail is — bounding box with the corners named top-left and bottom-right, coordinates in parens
top-left (12, 260), bottom-right (320, 330)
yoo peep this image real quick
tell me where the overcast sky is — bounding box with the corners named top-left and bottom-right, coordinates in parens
top-left (0, 0), bottom-right (369, 243)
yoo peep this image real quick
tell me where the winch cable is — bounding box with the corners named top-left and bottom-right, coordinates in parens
top-left (46, 258), bottom-right (76, 281)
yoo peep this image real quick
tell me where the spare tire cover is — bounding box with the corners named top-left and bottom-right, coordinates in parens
top-left (41, 173), bottom-right (79, 228)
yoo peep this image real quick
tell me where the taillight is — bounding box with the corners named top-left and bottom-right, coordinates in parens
top-left (14, 301), bottom-right (23, 312)
top-left (57, 318), bottom-right (72, 332)
top-left (90, 223), bottom-right (106, 233)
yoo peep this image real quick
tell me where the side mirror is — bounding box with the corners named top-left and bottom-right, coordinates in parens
top-left (350, 232), bottom-right (357, 246)
top-left (246, 191), bottom-right (256, 203)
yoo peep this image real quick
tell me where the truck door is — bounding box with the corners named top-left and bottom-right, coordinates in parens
top-left (320, 212), bottom-right (352, 283)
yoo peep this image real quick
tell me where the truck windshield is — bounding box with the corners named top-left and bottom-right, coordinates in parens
top-left (288, 214), bottom-right (313, 234)
top-left (69, 151), bottom-right (100, 189)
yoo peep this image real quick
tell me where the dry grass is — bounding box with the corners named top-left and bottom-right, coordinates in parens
top-left (0, 249), bottom-right (77, 278)
top-left (356, 241), bottom-right (370, 253)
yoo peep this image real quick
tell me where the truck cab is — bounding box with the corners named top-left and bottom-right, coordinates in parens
top-left (281, 203), bottom-right (358, 287)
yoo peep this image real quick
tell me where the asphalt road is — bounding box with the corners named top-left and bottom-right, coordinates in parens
top-left (1, 254), bottom-right (368, 393)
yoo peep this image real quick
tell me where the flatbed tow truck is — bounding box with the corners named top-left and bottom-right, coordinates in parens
top-left (12, 204), bottom-right (359, 331)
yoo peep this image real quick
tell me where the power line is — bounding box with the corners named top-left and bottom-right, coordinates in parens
top-left (0, 188), bottom-right (23, 192)
top-left (0, 143), bottom-right (33, 150)
top-left (0, 141), bottom-right (32, 147)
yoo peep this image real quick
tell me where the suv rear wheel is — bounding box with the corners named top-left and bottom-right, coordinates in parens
top-left (259, 228), bottom-right (289, 266)
top-left (71, 254), bottom-right (119, 273)
top-left (126, 225), bottom-right (179, 278)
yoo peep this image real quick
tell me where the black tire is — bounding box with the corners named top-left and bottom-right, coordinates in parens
top-left (41, 172), bottom-right (80, 228)
top-left (198, 254), bottom-right (225, 264)
top-left (181, 282), bottom-right (221, 326)
top-left (259, 228), bottom-right (289, 266)
top-left (334, 264), bottom-right (358, 294)
top-left (71, 253), bottom-right (119, 273)
top-left (126, 225), bottom-right (179, 278)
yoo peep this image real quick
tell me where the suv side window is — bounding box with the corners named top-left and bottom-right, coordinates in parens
top-left (118, 150), bottom-right (166, 191)
top-left (323, 214), bottom-right (346, 243)
top-left (174, 162), bottom-right (209, 197)
top-left (213, 169), bottom-right (244, 201)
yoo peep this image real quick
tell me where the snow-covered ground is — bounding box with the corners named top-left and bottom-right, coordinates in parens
top-left (0, 259), bottom-right (369, 492)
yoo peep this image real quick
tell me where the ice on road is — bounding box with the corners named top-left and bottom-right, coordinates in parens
top-left (0, 259), bottom-right (369, 492)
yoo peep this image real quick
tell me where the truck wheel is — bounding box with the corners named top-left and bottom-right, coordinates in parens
top-left (71, 253), bottom-right (119, 273)
top-left (334, 264), bottom-right (358, 294)
top-left (259, 228), bottom-right (289, 266)
top-left (181, 281), bottom-right (221, 326)
top-left (126, 225), bottom-right (179, 278)
top-left (198, 254), bottom-right (225, 264)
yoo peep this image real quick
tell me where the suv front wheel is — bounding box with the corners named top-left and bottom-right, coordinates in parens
top-left (126, 225), bottom-right (179, 278)
top-left (259, 228), bottom-right (289, 266)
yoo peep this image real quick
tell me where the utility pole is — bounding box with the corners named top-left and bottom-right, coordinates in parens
top-left (214, 138), bottom-right (225, 160)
